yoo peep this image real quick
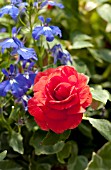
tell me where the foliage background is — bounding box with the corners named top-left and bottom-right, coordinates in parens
top-left (0, 0), bottom-right (111, 169)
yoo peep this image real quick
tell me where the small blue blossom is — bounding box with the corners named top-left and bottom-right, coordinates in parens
top-left (0, 64), bottom-right (32, 97)
top-left (22, 61), bottom-right (37, 86)
top-left (11, 0), bottom-right (22, 5)
top-left (0, 5), bottom-right (19, 20)
top-left (51, 44), bottom-right (72, 65)
top-left (32, 16), bottom-right (62, 42)
top-left (0, 28), bottom-right (6, 33)
top-left (0, 27), bottom-right (37, 60)
top-left (41, 0), bottom-right (64, 9)
top-left (0, 37), bottom-right (24, 53)
top-left (11, 47), bottom-right (37, 60)
top-left (16, 95), bottom-right (31, 111)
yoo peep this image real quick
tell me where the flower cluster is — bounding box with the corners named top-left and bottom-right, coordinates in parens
top-left (0, 0), bottom-right (92, 133)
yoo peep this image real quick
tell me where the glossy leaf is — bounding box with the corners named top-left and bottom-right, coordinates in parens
top-left (91, 88), bottom-right (109, 104)
top-left (87, 118), bottom-right (111, 141)
top-left (0, 150), bottom-right (7, 161)
top-left (30, 131), bottom-right (65, 155)
top-left (97, 4), bottom-right (111, 23)
top-left (85, 141), bottom-right (111, 169)
top-left (9, 131), bottom-right (24, 154)
top-left (0, 160), bottom-right (22, 170)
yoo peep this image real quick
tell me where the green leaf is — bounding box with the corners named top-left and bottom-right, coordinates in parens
top-left (57, 141), bottom-right (72, 164)
top-left (87, 118), bottom-right (111, 141)
top-left (9, 131), bottom-right (24, 154)
top-left (85, 152), bottom-right (107, 170)
top-left (25, 118), bottom-right (39, 132)
top-left (91, 88), bottom-right (109, 104)
top-left (85, 141), bottom-right (111, 170)
top-left (68, 156), bottom-right (88, 170)
top-left (98, 141), bottom-right (111, 168)
top-left (41, 131), bottom-right (60, 145)
top-left (30, 130), bottom-right (65, 155)
top-left (71, 41), bottom-right (93, 49)
top-left (78, 122), bottom-right (93, 139)
top-left (71, 32), bottom-right (92, 42)
top-left (97, 4), bottom-right (111, 23)
top-left (36, 164), bottom-right (51, 170)
top-left (89, 49), bottom-right (111, 63)
top-left (0, 150), bottom-right (7, 161)
top-left (42, 130), bottom-right (71, 146)
top-left (0, 160), bottom-right (22, 170)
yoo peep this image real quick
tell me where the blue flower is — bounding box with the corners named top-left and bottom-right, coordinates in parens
top-left (41, 0), bottom-right (64, 9)
top-left (32, 16), bottom-right (62, 42)
top-left (16, 95), bottom-right (31, 111)
top-left (51, 44), bottom-right (72, 65)
top-left (0, 28), bottom-right (6, 33)
top-left (11, 47), bottom-right (37, 60)
top-left (0, 37), bottom-right (24, 53)
top-left (0, 64), bottom-right (32, 97)
top-left (22, 61), bottom-right (37, 86)
top-left (0, 27), bottom-right (37, 60)
top-left (11, 0), bottom-right (22, 5)
top-left (0, 4), bottom-right (19, 20)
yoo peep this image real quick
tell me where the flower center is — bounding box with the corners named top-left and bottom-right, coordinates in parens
top-left (54, 82), bottom-right (71, 101)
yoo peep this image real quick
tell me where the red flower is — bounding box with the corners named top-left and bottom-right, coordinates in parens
top-left (28, 66), bottom-right (92, 134)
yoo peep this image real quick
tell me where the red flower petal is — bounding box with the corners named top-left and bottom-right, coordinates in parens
top-left (28, 98), bottom-right (48, 131)
top-left (34, 68), bottom-right (56, 84)
top-left (45, 113), bottom-right (83, 134)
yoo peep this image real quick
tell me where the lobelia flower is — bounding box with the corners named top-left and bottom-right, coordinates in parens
top-left (28, 66), bottom-right (92, 134)
top-left (0, 27), bottom-right (37, 60)
top-left (51, 44), bottom-right (72, 65)
top-left (22, 61), bottom-right (37, 86)
top-left (16, 95), bottom-right (31, 111)
top-left (41, 0), bottom-right (64, 9)
top-left (11, 0), bottom-right (22, 5)
top-left (32, 16), bottom-right (62, 42)
top-left (0, 64), bottom-right (32, 98)
top-left (0, 0), bottom-right (21, 20)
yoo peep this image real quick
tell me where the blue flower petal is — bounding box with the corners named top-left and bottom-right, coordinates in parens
top-left (0, 80), bottom-right (11, 96)
top-left (51, 44), bottom-right (72, 65)
top-left (32, 26), bottom-right (44, 40)
top-left (2, 69), bottom-right (9, 77)
top-left (9, 64), bottom-right (14, 74)
top-left (17, 47), bottom-right (37, 60)
top-left (50, 26), bottom-right (62, 38)
top-left (11, 0), bottom-right (22, 5)
top-left (0, 37), bottom-right (24, 53)
top-left (46, 17), bottom-right (51, 23)
top-left (38, 16), bottom-right (45, 23)
top-left (0, 5), bottom-right (19, 20)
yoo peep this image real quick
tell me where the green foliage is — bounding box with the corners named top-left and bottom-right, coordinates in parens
top-left (1, 0), bottom-right (111, 169)
top-left (85, 141), bottom-right (111, 170)
top-left (0, 150), bottom-right (7, 161)
top-left (86, 118), bottom-right (111, 141)
top-left (9, 130), bottom-right (24, 154)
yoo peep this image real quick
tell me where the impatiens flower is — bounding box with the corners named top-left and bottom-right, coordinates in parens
top-left (0, 64), bottom-right (32, 97)
top-left (0, 27), bottom-right (37, 60)
top-left (28, 66), bottom-right (92, 134)
top-left (32, 16), bottom-right (62, 42)
top-left (51, 44), bottom-right (72, 65)
top-left (41, 0), bottom-right (64, 9)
